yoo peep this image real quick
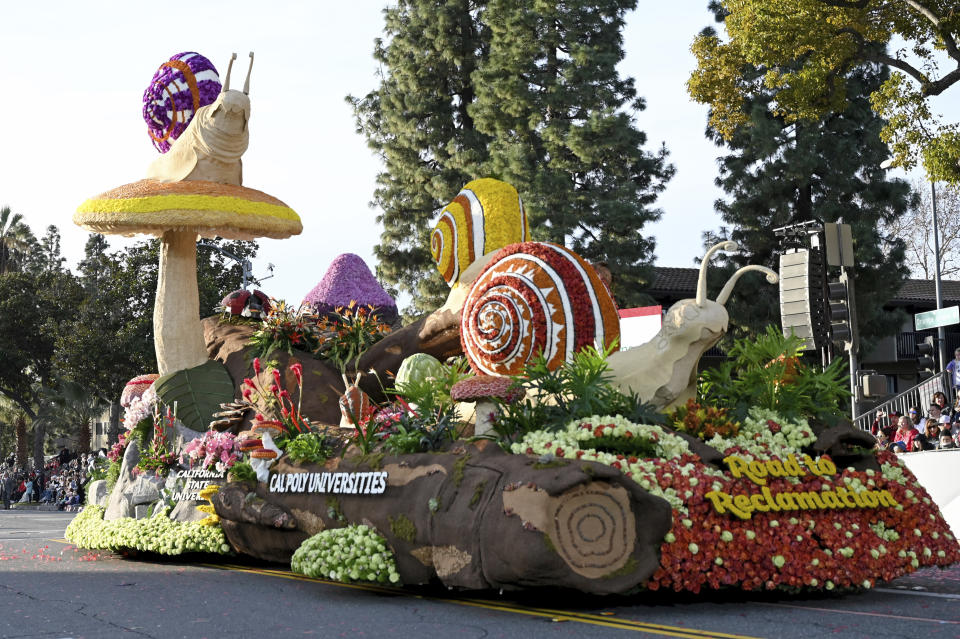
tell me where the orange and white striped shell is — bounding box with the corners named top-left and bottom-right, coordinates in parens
top-left (460, 242), bottom-right (620, 376)
top-left (431, 178), bottom-right (530, 287)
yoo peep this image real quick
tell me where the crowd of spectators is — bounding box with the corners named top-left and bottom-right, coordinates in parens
top-left (870, 391), bottom-right (960, 453)
top-left (0, 448), bottom-right (100, 511)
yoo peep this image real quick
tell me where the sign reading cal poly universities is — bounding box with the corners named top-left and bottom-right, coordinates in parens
top-left (915, 306), bottom-right (960, 331)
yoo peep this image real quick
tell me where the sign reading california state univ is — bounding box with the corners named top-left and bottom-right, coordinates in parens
top-left (705, 454), bottom-right (898, 520)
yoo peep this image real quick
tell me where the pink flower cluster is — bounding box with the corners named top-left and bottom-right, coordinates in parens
top-left (182, 430), bottom-right (240, 473)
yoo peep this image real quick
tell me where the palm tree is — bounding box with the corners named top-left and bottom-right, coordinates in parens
top-left (0, 206), bottom-right (35, 275)
top-left (50, 381), bottom-right (109, 453)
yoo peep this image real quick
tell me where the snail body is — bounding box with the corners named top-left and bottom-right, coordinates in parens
top-left (431, 178), bottom-right (531, 288)
top-left (460, 241), bottom-right (620, 376)
top-left (147, 52), bottom-right (254, 186)
top-left (606, 241), bottom-right (778, 409)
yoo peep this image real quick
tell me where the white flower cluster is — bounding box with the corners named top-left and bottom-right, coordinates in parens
top-left (291, 525), bottom-right (400, 584)
top-left (510, 415), bottom-right (699, 511)
top-left (705, 407), bottom-right (815, 457)
top-left (65, 505), bottom-right (230, 555)
top-left (123, 386), bottom-right (158, 430)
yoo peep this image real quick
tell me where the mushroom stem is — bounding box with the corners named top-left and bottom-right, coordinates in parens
top-left (474, 400), bottom-right (498, 437)
top-left (154, 230), bottom-right (209, 375)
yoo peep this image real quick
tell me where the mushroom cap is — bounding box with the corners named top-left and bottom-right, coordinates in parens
top-left (74, 179), bottom-right (302, 240)
top-left (238, 437), bottom-right (264, 452)
top-left (249, 448), bottom-right (278, 459)
top-left (450, 374), bottom-right (520, 402)
top-left (120, 374), bottom-right (160, 408)
top-left (252, 420), bottom-right (285, 433)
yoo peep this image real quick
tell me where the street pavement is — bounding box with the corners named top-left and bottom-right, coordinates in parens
top-left (1, 510), bottom-right (958, 639)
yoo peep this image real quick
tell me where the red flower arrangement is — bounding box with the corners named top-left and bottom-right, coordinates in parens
top-left (644, 450), bottom-right (960, 593)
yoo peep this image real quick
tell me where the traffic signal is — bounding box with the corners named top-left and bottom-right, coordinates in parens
top-left (826, 277), bottom-right (851, 343)
top-left (916, 335), bottom-right (937, 379)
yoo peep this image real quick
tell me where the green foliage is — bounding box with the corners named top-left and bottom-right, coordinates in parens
top-left (315, 304), bottom-right (392, 373)
top-left (688, 0), bottom-right (960, 184)
top-left (105, 459), bottom-right (121, 492)
top-left (393, 357), bottom-right (471, 416)
top-left (153, 361), bottom-right (236, 432)
top-left (249, 301), bottom-right (321, 359)
top-left (696, 28), bottom-right (913, 350)
top-left (65, 505), bottom-right (230, 555)
top-left (285, 431), bottom-right (335, 465)
top-left (380, 407), bottom-right (460, 455)
top-left (351, 0), bottom-right (673, 311)
top-left (291, 524), bottom-right (400, 584)
top-left (226, 460), bottom-right (257, 483)
top-left (699, 326), bottom-right (849, 423)
top-left (668, 399), bottom-right (740, 441)
top-left (491, 345), bottom-right (664, 445)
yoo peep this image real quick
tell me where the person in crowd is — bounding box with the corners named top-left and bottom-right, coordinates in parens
top-left (891, 416), bottom-right (920, 453)
top-left (920, 419), bottom-right (942, 450)
top-left (928, 404), bottom-right (942, 421)
top-left (871, 410), bottom-right (900, 440)
top-left (933, 391), bottom-right (951, 417)
top-left (939, 432), bottom-right (957, 449)
top-left (874, 430), bottom-right (890, 451)
top-left (909, 407), bottom-right (924, 426)
top-left (0, 473), bottom-right (9, 509)
top-left (18, 477), bottom-right (33, 503)
top-left (946, 348), bottom-right (960, 402)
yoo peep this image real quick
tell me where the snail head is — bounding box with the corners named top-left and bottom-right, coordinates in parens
top-left (202, 52), bottom-right (253, 136)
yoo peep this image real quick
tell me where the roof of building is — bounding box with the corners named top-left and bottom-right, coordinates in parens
top-left (647, 266), bottom-right (698, 296)
top-left (891, 279), bottom-right (960, 305)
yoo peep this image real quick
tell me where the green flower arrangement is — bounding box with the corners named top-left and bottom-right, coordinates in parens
top-left (291, 525), bottom-right (400, 584)
top-left (65, 506), bottom-right (230, 556)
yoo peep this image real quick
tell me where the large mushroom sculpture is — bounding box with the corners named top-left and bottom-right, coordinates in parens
top-left (74, 52), bottom-right (301, 375)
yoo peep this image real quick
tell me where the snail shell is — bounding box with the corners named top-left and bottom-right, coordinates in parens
top-left (431, 178), bottom-right (530, 287)
top-left (460, 242), bottom-right (620, 376)
top-left (142, 52), bottom-right (221, 153)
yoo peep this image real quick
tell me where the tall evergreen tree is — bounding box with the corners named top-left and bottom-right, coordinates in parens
top-left (349, 0), bottom-right (491, 314)
top-left (699, 6), bottom-right (915, 352)
top-left (0, 206), bottom-right (35, 275)
top-left (352, 1), bottom-right (673, 311)
top-left (472, 0), bottom-right (673, 306)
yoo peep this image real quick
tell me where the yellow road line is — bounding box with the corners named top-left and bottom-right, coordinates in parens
top-left (203, 563), bottom-right (761, 639)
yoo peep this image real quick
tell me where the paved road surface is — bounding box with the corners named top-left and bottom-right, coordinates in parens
top-left (1, 510), bottom-right (958, 638)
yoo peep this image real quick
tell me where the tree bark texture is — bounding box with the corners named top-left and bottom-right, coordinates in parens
top-left (212, 441), bottom-right (672, 594)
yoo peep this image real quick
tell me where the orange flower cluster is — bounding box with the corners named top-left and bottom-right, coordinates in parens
top-left (646, 450), bottom-right (960, 593)
top-left (669, 399), bottom-right (740, 440)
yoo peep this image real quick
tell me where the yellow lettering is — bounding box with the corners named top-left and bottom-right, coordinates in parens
top-left (732, 494), bottom-right (754, 519)
top-left (861, 491), bottom-right (879, 507)
top-left (820, 491), bottom-right (842, 508)
top-left (750, 494), bottom-right (769, 512)
top-left (705, 490), bottom-right (734, 515)
top-left (725, 456), bottom-right (749, 480)
top-left (836, 487), bottom-right (858, 508)
top-left (794, 492), bottom-right (825, 509)
top-left (783, 454), bottom-right (804, 477)
top-left (765, 459), bottom-right (786, 477)
top-left (775, 492), bottom-right (799, 510)
top-left (761, 486), bottom-right (781, 511)
top-left (817, 457), bottom-right (837, 476)
top-left (877, 490), bottom-right (898, 507)
top-left (747, 461), bottom-right (769, 485)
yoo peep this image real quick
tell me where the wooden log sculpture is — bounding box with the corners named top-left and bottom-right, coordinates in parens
top-left (606, 241), bottom-right (778, 409)
top-left (211, 441), bottom-right (672, 594)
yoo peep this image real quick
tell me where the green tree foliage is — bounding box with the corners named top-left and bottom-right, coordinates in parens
top-left (471, 0), bottom-right (674, 306)
top-left (349, 0), bottom-right (491, 313)
top-left (688, 0), bottom-right (960, 183)
top-left (698, 7), bottom-right (915, 352)
top-left (0, 206), bottom-right (35, 275)
top-left (351, 0), bottom-right (673, 311)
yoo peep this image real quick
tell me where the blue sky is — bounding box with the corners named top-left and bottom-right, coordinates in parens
top-left (0, 1), bottom-right (952, 305)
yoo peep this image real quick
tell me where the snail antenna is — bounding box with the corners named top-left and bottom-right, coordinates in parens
top-left (716, 265), bottom-right (778, 307)
top-left (696, 240), bottom-right (739, 306)
top-left (243, 51), bottom-right (254, 95)
top-left (223, 52), bottom-right (237, 92)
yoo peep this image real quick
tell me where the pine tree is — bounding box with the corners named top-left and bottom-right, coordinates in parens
top-left (348, 1), bottom-right (490, 314)
top-left (472, 0), bottom-right (673, 306)
top-left (700, 6), bottom-right (915, 351)
top-left (352, 1), bottom-right (673, 311)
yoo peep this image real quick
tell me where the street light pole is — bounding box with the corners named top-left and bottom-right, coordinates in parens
top-left (931, 179), bottom-right (947, 370)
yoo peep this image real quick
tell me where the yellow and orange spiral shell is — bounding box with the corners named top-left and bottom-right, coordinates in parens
top-left (460, 242), bottom-right (621, 376)
top-left (431, 178), bottom-right (530, 287)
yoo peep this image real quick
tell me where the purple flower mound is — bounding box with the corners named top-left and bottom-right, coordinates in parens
top-left (142, 52), bottom-right (222, 153)
top-left (304, 253), bottom-right (398, 324)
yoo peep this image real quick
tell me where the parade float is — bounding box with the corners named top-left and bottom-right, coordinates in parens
top-left (66, 52), bottom-right (959, 597)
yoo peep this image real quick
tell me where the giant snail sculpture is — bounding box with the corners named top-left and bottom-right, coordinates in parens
top-left (147, 51), bottom-right (255, 186)
top-left (605, 240), bottom-right (778, 409)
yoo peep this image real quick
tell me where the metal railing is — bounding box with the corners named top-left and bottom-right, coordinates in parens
top-left (854, 370), bottom-right (951, 431)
